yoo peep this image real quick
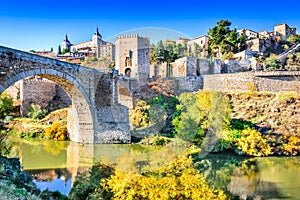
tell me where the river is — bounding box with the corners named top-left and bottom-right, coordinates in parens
top-left (8, 136), bottom-right (300, 199)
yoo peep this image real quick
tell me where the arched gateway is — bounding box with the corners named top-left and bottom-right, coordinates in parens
top-left (0, 46), bottom-right (130, 144)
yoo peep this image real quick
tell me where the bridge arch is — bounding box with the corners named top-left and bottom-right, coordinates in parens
top-left (1, 69), bottom-right (95, 143)
top-left (0, 45), bottom-right (131, 144)
top-left (118, 84), bottom-right (133, 109)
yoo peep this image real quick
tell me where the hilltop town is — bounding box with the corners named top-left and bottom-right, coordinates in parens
top-left (35, 21), bottom-right (300, 78)
top-left (8, 20), bottom-right (300, 116)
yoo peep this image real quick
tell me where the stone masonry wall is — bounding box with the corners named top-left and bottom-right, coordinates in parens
top-left (20, 78), bottom-right (56, 116)
top-left (20, 77), bottom-right (71, 116)
top-left (165, 76), bottom-right (203, 95)
top-left (204, 71), bottom-right (300, 93)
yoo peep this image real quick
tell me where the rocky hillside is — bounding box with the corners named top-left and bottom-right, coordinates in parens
top-left (228, 91), bottom-right (300, 135)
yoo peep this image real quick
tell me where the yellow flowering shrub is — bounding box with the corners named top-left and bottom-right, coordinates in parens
top-left (45, 121), bottom-right (68, 141)
top-left (102, 154), bottom-right (228, 199)
top-left (282, 135), bottom-right (300, 156)
top-left (236, 128), bottom-right (272, 156)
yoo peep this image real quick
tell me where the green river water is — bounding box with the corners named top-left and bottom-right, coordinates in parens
top-left (8, 136), bottom-right (300, 199)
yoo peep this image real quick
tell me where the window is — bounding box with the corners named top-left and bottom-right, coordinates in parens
top-left (125, 68), bottom-right (131, 77)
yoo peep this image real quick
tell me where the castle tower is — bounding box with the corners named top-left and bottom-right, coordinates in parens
top-left (92, 27), bottom-right (103, 57)
top-left (92, 27), bottom-right (103, 45)
top-left (115, 34), bottom-right (150, 86)
top-left (62, 34), bottom-right (72, 52)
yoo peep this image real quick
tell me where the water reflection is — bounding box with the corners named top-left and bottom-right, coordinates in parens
top-left (8, 136), bottom-right (300, 198)
top-left (194, 153), bottom-right (300, 199)
top-left (9, 136), bottom-right (185, 195)
top-left (26, 168), bottom-right (72, 196)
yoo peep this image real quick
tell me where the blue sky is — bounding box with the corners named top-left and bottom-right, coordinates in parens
top-left (1, 0), bottom-right (299, 52)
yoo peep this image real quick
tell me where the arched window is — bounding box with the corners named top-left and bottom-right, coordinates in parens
top-left (125, 68), bottom-right (131, 77)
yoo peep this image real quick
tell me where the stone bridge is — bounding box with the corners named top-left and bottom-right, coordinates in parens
top-left (0, 45), bottom-right (136, 144)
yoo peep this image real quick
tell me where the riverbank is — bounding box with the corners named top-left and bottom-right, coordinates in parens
top-left (4, 108), bottom-right (68, 140)
top-left (130, 90), bottom-right (300, 156)
top-left (4, 90), bottom-right (300, 156)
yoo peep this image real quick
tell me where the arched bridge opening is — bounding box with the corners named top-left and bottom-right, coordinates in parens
top-left (0, 45), bottom-right (130, 144)
top-left (0, 69), bottom-right (94, 143)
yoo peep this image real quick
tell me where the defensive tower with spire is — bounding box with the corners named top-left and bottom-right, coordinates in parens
top-left (62, 34), bottom-right (72, 51)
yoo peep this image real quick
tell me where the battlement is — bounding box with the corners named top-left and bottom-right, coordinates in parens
top-left (116, 34), bottom-right (150, 41)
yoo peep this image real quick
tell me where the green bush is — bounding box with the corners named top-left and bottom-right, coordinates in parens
top-left (264, 54), bottom-right (282, 70)
top-left (140, 135), bottom-right (172, 146)
top-left (0, 92), bottom-right (13, 119)
top-left (0, 130), bottom-right (12, 155)
top-left (173, 91), bottom-right (231, 145)
top-left (212, 129), bottom-right (242, 152)
top-left (230, 119), bottom-right (255, 130)
top-left (27, 104), bottom-right (47, 120)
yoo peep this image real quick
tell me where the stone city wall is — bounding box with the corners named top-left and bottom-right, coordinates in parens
top-left (204, 71), bottom-right (300, 93)
top-left (165, 76), bottom-right (204, 94)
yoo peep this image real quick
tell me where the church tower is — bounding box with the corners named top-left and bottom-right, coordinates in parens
top-left (62, 34), bottom-right (72, 52)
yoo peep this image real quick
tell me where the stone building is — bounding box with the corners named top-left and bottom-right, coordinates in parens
top-left (274, 23), bottom-right (297, 41)
top-left (115, 34), bottom-right (150, 86)
top-left (62, 27), bottom-right (115, 61)
top-left (176, 37), bottom-right (190, 46)
top-left (243, 23), bottom-right (297, 56)
top-left (150, 57), bottom-right (222, 78)
top-left (170, 57), bottom-right (222, 77)
top-left (259, 30), bottom-right (272, 39)
top-left (35, 50), bottom-right (56, 58)
top-left (187, 35), bottom-right (209, 57)
top-left (237, 29), bottom-right (258, 39)
top-left (190, 35), bottom-right (209, 49)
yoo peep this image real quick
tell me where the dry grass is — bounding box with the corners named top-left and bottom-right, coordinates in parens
top-left (229, 91), bottom-right (300, 135)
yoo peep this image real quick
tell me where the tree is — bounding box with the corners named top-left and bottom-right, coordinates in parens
top-left (173, 91), bottom-right (231, 145)
top-left (153, 40), bottom-right (166, 64)
top-left (223, 30), bottom-right (238, 53)
top-left (58, 45), bottom-right (62, 55)
top-left (27, 104), bottom-right (47, 119)
top-left (0, 92), bottom-right (13, 119)
top-left (174, 43), bottom-right (187, 58)
top-left (287, 35), bottom-right (300, 45)
top-left (264, 54), bottom-right (282, 70)
top-left (207, 19), bottom-right (232, 57)
top-left (29, 49), bottom-right (36, 53)
top-left (61, 48), bottom-right (70, 54)
top-left (237, 30), bottom-right (248, 52)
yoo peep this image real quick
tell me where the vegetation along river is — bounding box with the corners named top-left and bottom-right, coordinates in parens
top-left (7, 135), bottom-right (300, 199)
